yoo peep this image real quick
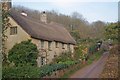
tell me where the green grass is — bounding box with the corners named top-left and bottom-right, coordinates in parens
top-left (61, 64), bottom-right (86, 79)
top-left (87, 51), bottom-right (102, 65)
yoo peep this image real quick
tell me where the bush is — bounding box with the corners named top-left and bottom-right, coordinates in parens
top-left (3, 66), bottom-right (41, 78)
top-left (53, 52), bottom-right (73, 63)
top-left (88, 44), bottom-right (98, 54)
top-left (74, 44), bottom-right (87, 60)
top-left (3, 61), bottom-right (78, 78)
top-left (39, 61), bottom-right (78, 77)
top-left (8, 40), bottom-right (39, 66)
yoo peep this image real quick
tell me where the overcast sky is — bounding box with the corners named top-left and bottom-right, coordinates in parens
top-left (12, 0), bottom-right (119, 23)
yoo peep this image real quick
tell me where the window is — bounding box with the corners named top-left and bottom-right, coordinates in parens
top-left (67, 44), bottom-right (70, 51)
top-left (48, 41), bottom-right (52, 50)
top-left (62, 43), bottom-right (65, 49)
top-left (55, 42), bottom-right (59, 48)
top-left (54, 54), bottom-right (57, 58)
top-left (41, 40), bottom-right (44, 49)
top-left (10, 27), bottom-right (17, 35)
top-left (41, 57), bottom-right (45, 65)
top-left (54, 52), bottom-right (57, 58)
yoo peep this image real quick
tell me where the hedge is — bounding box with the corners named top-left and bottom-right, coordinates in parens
top-left (3, 61), bottom-right (79, 78)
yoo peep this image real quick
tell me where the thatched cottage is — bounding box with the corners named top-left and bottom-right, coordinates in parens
top-left (4, 2), bottom-right (76, 67)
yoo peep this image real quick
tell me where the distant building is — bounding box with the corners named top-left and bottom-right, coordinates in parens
top-left (4, 2), bottom-right (76, 67)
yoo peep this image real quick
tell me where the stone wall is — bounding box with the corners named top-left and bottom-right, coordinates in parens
top-left (43, 63), bottom-right (80, 78)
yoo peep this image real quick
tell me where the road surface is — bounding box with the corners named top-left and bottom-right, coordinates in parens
top-left (70, 52), bottom-right (109, 78)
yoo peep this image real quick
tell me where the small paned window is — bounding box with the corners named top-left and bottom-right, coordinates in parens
top-left (10, 27), bottom-right (17, 35)
top-left (41, 40), bottom-right (44, 49)
top-left (41, 57), bottom-right (45, 65)
top-left (67, 44), bottom-right (70, 51)
top-left (48, 41), bottom-right (52, 50)
top-left (56, 42), bottom-right (59, 48)
top-left (62, 43), bottom-right (65, 49)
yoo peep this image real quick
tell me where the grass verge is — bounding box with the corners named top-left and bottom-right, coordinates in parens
top-left (60, 50), bottom-right (103, 78)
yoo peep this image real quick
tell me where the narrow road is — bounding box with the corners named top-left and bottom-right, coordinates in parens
top-left (70, 52), bottom-right (109, 78)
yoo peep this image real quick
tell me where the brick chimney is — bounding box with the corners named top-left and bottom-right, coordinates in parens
top-left (40, 11), bottom-right (47, 24)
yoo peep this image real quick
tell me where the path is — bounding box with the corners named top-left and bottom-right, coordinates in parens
top-left (70, 52), bottom-right (109, 78)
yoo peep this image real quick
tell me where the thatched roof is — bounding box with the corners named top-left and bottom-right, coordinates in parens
top-left (9, 10), bottom-right (76, 44)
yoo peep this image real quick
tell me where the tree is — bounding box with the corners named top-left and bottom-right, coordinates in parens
top-left (104, 23), bottom-right (119, 41)
top-left (90, 21), bottom-right (106, 39)
top-left (71, 12), bottom-right (85, 20)
top-left (70, 30), bottom-right (80, 42)
top-left (8, 40), bottom-right (39, 66)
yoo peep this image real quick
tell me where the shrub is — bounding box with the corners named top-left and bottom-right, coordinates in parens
top-left (88, 44), bottom-right (98, 54)
top-left (53, 52), bottom-right (73, 63)
top-left (39, 61), bottom-right (77, 77)
top-left (2, 66), bottom-right (41, 78)
top-left (8, 40), bottom-right (39, 66)
top-left (3, 61), bottom-right (78, 78)
top-left (74, 44), bottom-right (87, 60)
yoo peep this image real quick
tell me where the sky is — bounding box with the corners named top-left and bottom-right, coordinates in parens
top-left (12, 0), bottom-right (119, 23)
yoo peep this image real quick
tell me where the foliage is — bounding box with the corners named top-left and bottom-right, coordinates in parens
top-left (2, 2), bottom-right (10, 64)
top-left (104, 23), bottom-right (119, 41)
top-left (3, 40), bottom-right (104, 78)
top-left (100, 45), bottom-right (119, 78)
top-left (91, 21), bottom-right (106, 39)
top-left (70, 30), bottom-right (80, 42)
top-left (62, 49), bottom-right (103, 78)
top-left (52, 52), bottom-right (74, 63)
top-left (40, 63), bottom-right (68, 77)
top-left (38, 61), bottom-right (78, 77)
top-left (3, 66), bottom-right (41, 78)
top-left (77, 38), bottom-right (97, 45)
top-left (88, 43), bottom-right (98, 54)
top-left (87, 50), bottom-right (103, 65)
top-left (3, 61), bottom-right (78, 78)
top-left (74, 44), bottom-right (88, 60)
top-left (8, 40), bottom-right (38, 66)
top-left (58, 61), bottom-right (79, 66)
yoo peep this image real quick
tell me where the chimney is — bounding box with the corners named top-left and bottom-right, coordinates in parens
top-left (2, 0), bottom-right (12, 11)
top-left (40, 11), bottom-right (47, 24)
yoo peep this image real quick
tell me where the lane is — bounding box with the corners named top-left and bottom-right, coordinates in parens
top-left (70, 52), bottom-right (109, 78)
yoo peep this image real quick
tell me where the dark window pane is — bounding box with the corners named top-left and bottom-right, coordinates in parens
top-left (41, 40), bottom-right (44, 48)
top-left (10, 26), bottom-right (17, 35)
top-left (48, 41), bottom-right (52, 50)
